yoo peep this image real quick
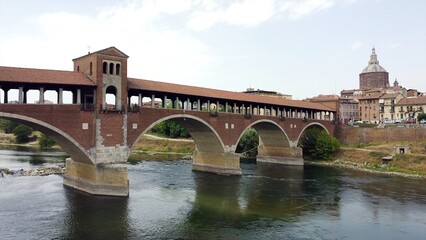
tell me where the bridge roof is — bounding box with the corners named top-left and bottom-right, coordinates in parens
top-left (128, 78), bottom-right (334, 111)
top-left (0, 66), bottom-right (96, 86)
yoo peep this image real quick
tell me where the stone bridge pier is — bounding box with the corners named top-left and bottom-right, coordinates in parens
top-left (63, 151), bottom-right (130, 197)
top-left (250, 121), bottom-right (304, 166)
top-left (63, 115), bottom-right (131, 197)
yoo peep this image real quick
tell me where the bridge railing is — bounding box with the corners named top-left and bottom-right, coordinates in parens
top-left (100, 104), bottom-right (126, 113)
top-left (80, 103), bottom-right (95, 111)
top-left (128, 104), bottom-right (140, 112)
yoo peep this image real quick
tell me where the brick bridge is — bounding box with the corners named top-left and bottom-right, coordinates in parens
top-left (0, 47), bottom-right (336, 196)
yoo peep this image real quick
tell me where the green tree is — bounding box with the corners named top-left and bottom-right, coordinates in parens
top-left (12, 124), bottom-right (33, 143)
top-left (0, 119), bottom-right (20, 133)
top-left (299, 127), bottom-right (340, 160)
top-left (150, 120), bottom-right (190, 138)
top-left (417, 113), bottom-right (426, 122)
top-left (38, 133), bottom-right (56, 150)
top-left (236, 128), bottom-right (259, 158)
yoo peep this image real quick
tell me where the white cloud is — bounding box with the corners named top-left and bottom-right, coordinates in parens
top-left (279, 0), bottom-right (336, 20)
top-left (187, 0), bottom-right (358, 30)
top-left (187, 0), bottom-right (276, 31)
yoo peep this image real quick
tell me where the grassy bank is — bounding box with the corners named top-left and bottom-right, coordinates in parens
top-left (133, 135), bottom-right (194, 154)
top-left (310, 141), bottom-right (426, 178)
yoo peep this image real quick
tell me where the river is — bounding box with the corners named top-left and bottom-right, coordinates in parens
top-left (1, 146), bottom-right (426, 239)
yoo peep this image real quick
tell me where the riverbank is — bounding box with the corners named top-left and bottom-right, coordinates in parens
top-left (2, 132), bottom-right (426, 179)
top-left (307, 141), bottom-right (426, 179)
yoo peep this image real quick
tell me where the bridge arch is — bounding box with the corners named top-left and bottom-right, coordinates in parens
top-left (295, 122), bottom-right (330, 146)
top-left (0, 112), bottom-right (95, 165)
top-left (236, 120), bottom-right (291, 152)
top-left (131, 114), bottom-right (226, 154)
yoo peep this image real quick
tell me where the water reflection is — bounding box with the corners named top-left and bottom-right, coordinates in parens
top-left (60, 188), bottom-right (131, 239)
top-left (0, 146), bottom-right (67, 170)
top-left (184, 163), bottom-right (343, 238)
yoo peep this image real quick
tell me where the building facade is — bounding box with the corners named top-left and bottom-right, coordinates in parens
top-left (379, 93), bottom-right (403, 122)
top-left (395, 96), bottom-right (426, 122)
top-left (358, 90), bottom-right (383, 123)
top-left (339, 97), bottom-right (359, 123)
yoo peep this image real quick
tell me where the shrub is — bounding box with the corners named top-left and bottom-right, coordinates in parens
top-left (300, 127), bottom-right (340, 160)
top-left (38, 133), bottom-right (56, 150)
top-left (12, 124), bottom-right (33, 143)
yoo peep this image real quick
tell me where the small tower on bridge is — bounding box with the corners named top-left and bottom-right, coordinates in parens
top-left (73, 47), bottom-right (129, 111)
top-left (63, 47), bottom-right (131, 196)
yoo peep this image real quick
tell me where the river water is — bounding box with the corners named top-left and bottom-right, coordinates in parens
top-left (1, 146), bottom-right (426, 240)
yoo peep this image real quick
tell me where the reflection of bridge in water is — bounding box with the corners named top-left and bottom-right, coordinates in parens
top-left (0, 47), bottom-right (336, 196)
top-left (186, 163), bottom-right (342, 228)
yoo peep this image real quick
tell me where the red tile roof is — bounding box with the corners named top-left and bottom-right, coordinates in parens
top-left (128, 78), bottom-right (334, 111)
top-left (380, 93), bottom-right (401, 99)
top-left (0, 66), bottom-right (96, 86)
top-left (396, 96), bottom-right (426, 106)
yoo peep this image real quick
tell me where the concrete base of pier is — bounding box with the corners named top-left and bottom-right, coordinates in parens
top-left (256, 146), bottom-right (304, 165)
top-left (192, 150), bottom-right (242, 175)
top-left (63, 158), bottom-right (129, 197)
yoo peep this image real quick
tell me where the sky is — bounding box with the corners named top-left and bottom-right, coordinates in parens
top-left (0, 0), bottom-right (425, 100)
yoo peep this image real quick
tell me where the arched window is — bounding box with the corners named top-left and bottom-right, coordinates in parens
top-left (89, 62), bottom-right (93, 75)
top-left (77, 66), bottom-right (80, 72)
top-left (105, 85), bottom-right (117, 110)
top-left (103, 62), bottom-right (107, 74)
top-left (116, 63), bottom-right (121, 75)
top-left (109, 63), bottom-right (114, 75)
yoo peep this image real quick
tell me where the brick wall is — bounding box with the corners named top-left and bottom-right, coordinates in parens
top-left (337, 124), bottom-right (426, 144)
top-left (359, 72), bottom-right (389, 90)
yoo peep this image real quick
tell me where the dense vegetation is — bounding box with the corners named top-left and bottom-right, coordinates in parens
top-left (299, 127), bottom-right (340, 160)
top-left (38, 133), bottom-right (56, 149)
top-left (418, 113), bottom-right (426, 122)
top-left (236, 128), bottom-right (259, 158)
top-left (149, 120), bottom-right (190, 138)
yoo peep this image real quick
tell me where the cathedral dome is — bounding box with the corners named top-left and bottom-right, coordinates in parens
top-left (362, 47), bottom-right (387, 73)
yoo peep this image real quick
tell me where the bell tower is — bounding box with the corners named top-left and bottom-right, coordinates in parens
top-left (73, 46), bottom-right (129, 111)
top-left (66, 47), bottom-right (130, 196)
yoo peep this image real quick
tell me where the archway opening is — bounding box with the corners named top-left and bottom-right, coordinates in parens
top-left (297, 124), bottom-right (338, 161)
top-left (129, 115), bottom-right (225, 165)
top-left (235, 127), bottom-right (258, 160)
top-left (235, 121), bottom-right (290, 163)
top-left (105, 86), bottom-right (117, 110)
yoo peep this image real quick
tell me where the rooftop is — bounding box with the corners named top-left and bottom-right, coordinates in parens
top-left (361, 48), bottom-right (387, 73)
top-left (0, 66), bottom-right (96, 86)
top-left (396, 96), bottom-right (426, 106)
top-left (128, 78), bottom-right (333, 111)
